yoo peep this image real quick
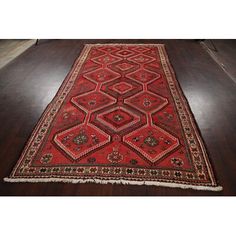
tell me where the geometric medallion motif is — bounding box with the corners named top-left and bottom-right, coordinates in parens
top-left (5, 44), bottom-right (221, 191)
top-left (97, 106), bottom-right (140, 132)
top-left (84, 68), bottom-right (120, 83)
top-left (125, 91), bottom-right (168, 113)
top-left (54, 123), bottom-right (110, 160)
top-left (126, 69), bottom-right (160, 84)
top-left (123, 124), bottom-right (179, 163)
top-left (109, 60), bottom-right (139, 74)
top-left (92, 54), bottom-right (121, 65)
top-left (71, 90), bottom-right (116, 112)
top-left (129, 54), bottom-right (154, 64)
top-left (111, 82), bottom-right (134, 94)
top-left (115, 49), bottom-right (135, 58)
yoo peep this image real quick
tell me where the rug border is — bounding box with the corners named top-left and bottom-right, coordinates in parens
top-left (4, 44), bottom-right (92, 178)
top-left (4, 177), bottom-right (222, 191)
top-left (4, 43), bottom-right (222, 192)
top-left (157, 44), bottom-right (222, 190)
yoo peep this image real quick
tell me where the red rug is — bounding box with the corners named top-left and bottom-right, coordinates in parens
top-left (5, 44), bottom-right (222, 191)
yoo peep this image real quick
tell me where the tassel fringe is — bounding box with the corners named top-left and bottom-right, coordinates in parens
top-left (4, 177), bottom-right (223, 192)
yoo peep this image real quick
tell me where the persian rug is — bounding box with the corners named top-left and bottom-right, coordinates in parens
top-left (5, 44), bottom-right (222, 191)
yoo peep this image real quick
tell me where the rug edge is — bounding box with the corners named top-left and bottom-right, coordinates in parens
top-left (3, 177), bottom-right (223, 192)
top-left (157, 44), bottom-right (221, 188)
top-left (6, 44), bottom-right (92, 177)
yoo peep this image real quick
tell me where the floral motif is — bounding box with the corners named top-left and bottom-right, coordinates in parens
top-left (113, 114), bottom-right (124, 122)
top-left (91, 134), bottom-right (99, 144)
top-left (130, 159), bottom-right (138, 165)
top-left (186, 173), bottom-right (194, 179)
top-left (171, 157), bottom-right (184, 167)
top-left (73, 130), bottom-right (88, 145)
top-left (144, 136), bottom-right (159, 147)
top-left (62, 112), bottom-right (70, 119)
top-left (127, 168), bottom-right (133, 174)
top-left (87, 157), bottom-right (96, 163)
top-left (174, 171), bottom-right (182, 177)
top-left (88, 100), bottom-right (96, 106)
top-left (143, 98), bottom-right (152, 107)
top-left (107, 147), bottom-right (123, 163)
top-left (150, 170), bottom-right (158, 175)
top-left (132, 136), bottom-right (140, 142)
top-left (40, 153), bottom-right (53, 164)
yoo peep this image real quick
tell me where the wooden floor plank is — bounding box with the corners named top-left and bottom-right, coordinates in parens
top-left (0, 39), bottom-right (35, 69)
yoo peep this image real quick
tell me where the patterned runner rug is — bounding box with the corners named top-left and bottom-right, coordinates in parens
top-left (5, 44), bottom-right (222, 191)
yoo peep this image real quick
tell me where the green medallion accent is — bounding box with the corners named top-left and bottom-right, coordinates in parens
top-left (73, 131), bottom-right (88, 145)
top-left (144, 136), bottom-right (159, 147)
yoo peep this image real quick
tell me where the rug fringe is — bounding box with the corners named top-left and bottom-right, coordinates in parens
top-left (3, 177), bottom-right (223, 192)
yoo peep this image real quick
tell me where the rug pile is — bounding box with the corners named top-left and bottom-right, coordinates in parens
top-left (5, 44), bottom-right (221, 191)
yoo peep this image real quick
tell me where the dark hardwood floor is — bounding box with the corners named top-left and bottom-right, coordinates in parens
top-left (201, 40), bottom-right (236, 84)
top-left (0, 39), bottom-right (235, 196)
